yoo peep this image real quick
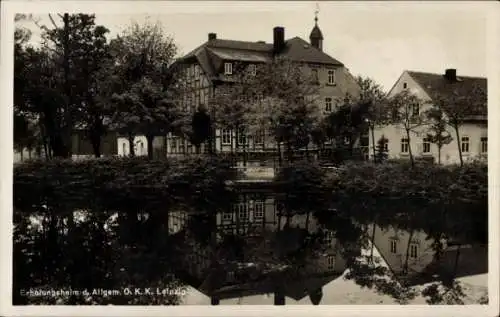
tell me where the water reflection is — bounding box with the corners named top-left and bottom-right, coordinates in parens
top-left (13, 163), bottom-right (488, 305)
top-left (168, 182), bottom-right (356, 305)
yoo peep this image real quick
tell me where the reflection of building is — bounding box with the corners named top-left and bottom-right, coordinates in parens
top-left (371, 69), bottom-right (487, 165)
top-left (168, 180), bottom-right (350, 305)
top-left (369, 224), bottom-right (487, 284)
top-left (116, 14), bottom-right (360, 159)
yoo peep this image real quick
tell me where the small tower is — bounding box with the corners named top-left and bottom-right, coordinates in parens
top-left (309, 4), bottom-right (324, 51)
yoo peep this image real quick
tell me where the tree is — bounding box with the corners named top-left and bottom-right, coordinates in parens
top-left (424, 106), bottom-right (453, 165)
top-left (321, 93), bottom-right (368, 163)
top-left (387, 90), bottom-right (426, 167)
top-left (111, 78), bottom-right (181, 159)
top-left (190, 105), bottom-right (213, 155)
top-left (17, 14), bottom-right (113, 158)
top-left (374, 135), bottom-right (389, 163)
top-left (354, 76), bottom-right (389, 162)
top-left (109, 19), bottom-right (178, 158)
top-left (245, 58), bottom-right (323, 166)
top-left (67, 17), bottom-right (112, 158)
top-left (432, 83), bottom-right (486, 167)
top-left (209, 64), bottom-right (257, 163)
top-left (14, 38), bottom-right (62, 160)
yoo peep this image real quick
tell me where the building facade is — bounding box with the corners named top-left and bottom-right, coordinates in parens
top-left (117, 19), bottom-right (360, 160)
top-left (370, 69), bottom-right (487, 165)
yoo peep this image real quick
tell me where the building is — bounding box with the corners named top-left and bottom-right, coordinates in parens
top-left (116, 16), bottom-right (360, 162)
top-left (370, 69), bottom-right (487, 165)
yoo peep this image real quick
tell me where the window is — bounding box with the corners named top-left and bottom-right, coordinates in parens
top-left (311, 69), bottom-right (319, 83)
top-left (390, 239), bottom-right (398, 254)
top-left (422, 138), bottom-right (431, 153)
top-left (254, 201), bottom-right (265, 219)
top-left (360, 135), bottom-right (369, 147)
top-left (363, 148), bottom-right (370, 161)
top-left (481, 137), bottom-right (487, 153)
top-left (179, 138), bottom-right (185, 154)
top-left (222, 211), bottom-right (232, 221)
top-left (409, 243), bottom-right (418, 259)
top-left (327, 255), bottom-right (335, 270)
top-left (170, 137), bottom-right (177, 153)
top-left (224, 62), bottom-right (233, 75)
top-left (238, 128), bottom-right (248, 145)
top-left (253, 94), bottom-right (263, 103)
top-left (248, 64), bottom-right (257, 76)
top-left (383, 140), bottom-right (389, 152)
top-left (461, 136), bottom-right (470, 153)
top-left (221, 129), bottom-right (232, 145)
top-left (327, 70), bottom-right (336, 85)
top-left (254, 129), bottom-right (265, 145)
top-left (235, 203), bottom-right (249, 221)
top-left (136, 141), bottom-right (144, 155)
top-left (325, 97), bottom-right (333, 112)
top-left (324, 231), bottom-right (334, 247)
top-left (403, 82), bottom-right (408, 89)
top-left (401, 138), bottom-right (409, 153)
top-left (194, 65), bottom-right (200, 80)
top-left (410, 103), bottom-right (420, 117)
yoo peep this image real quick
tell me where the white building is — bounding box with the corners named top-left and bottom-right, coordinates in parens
top-left (370, 69), bottom-right (487, 165)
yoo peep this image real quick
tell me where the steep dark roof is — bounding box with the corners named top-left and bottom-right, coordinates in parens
top-left (407, 70), bottom-right (487, 118)
top-left (177, 36), bottom-right (344, 81)
top-left (309, 25), bottom-right (324, 40)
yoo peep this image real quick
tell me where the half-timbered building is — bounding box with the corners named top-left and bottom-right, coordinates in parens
top-left (116, 18), bottom-right (360, 162)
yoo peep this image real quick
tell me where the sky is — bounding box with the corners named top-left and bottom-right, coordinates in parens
top-left (13, 1), bottom-right (490, 92)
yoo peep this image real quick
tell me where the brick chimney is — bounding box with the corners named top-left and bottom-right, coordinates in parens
top-left (445, 68), bottom-right (457, 81)
top-left (208, 33), bottom-right (217, 41)
top-left (273, 26), bottom-right (285, 55)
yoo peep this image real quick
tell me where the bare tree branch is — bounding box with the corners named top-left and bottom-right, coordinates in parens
top-left (48, 14), bottom-right (59, 29)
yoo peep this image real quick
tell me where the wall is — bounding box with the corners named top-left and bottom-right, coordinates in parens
top-left (371, 123), bottom-right (487, 164)
top-left (370, 71), bottom-right (488, 164)
top-left (369, 224), bottom-right (439, 275)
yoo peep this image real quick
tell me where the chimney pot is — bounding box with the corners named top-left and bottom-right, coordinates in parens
top-left (273, 26), bottom-right (285, 55)
top-left (208, 33), bottom-right (217, 41)
top-left (445, 68), bottom-right (457, 81)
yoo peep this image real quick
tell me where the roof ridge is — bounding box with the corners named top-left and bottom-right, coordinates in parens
top-left (407, 70), bottom-right (486, 80)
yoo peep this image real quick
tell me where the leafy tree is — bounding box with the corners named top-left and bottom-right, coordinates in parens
top-left (17, 14), bottom-right (113, 158)
top-left (387, 90), bottom-right (426, 167)
top-left (321, 94), bottom-right (364, 163)
top-left (209, 65), bottom-right (257, 163)
top-left (190, 105), bottom-right (213, 154)
top-left (424, 106), bottom-right (453, 164)
top-left (354, 76), bottom-right (389, 161)
top-left (432, 83), bottom-right (486, 167)
top-left (111, 77), bottom-right (181, 159)
top-left (109, 19), bottom-right (178, 158)
top-left (245, 58), bottom-right (323, 166)
top-left (374, 135), bottom-right (389, 163)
